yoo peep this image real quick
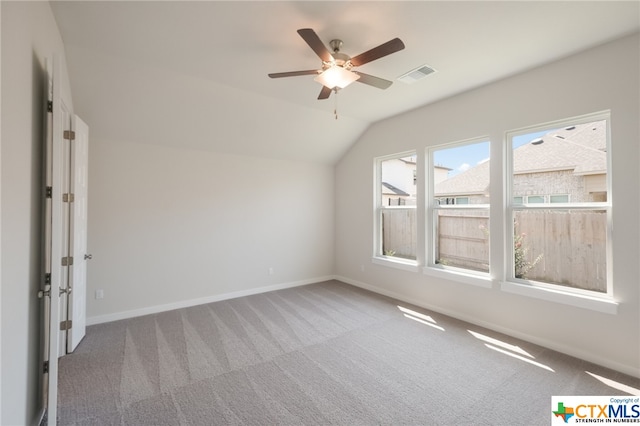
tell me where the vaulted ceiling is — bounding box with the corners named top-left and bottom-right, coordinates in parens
top-left (50, 1), bottom-right (640, 164)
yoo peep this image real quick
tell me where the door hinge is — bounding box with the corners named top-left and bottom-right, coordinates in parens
top-left (63, 130), bottom-right (76, 140)
top-left (43, 361), bottom-right (49, 374)
top-left (47, 101), bottom-right (53, 113)
top-left (46, 186), bottom-right (53, 198)
top-left (62, 193), bottom-right (75, 203)
top-left (60, 320), bottom-right (72, 331)
top-left (61, 256), bottom-right (74, 266)
top-left (45, 273), bottom-right (51, 284)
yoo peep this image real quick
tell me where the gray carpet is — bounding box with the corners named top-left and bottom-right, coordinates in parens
top-left (58, 280), bottom-right (639, 425)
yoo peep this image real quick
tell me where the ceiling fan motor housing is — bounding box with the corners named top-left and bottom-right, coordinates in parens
top-left (326, 39), bottom-right (353, 70)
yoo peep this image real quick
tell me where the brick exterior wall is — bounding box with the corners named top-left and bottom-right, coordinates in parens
top-left (454, 170), bottom-right (606, 204)
top-left (513, 170), bottom-right (601, 203)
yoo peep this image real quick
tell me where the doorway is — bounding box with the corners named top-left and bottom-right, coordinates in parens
top-left (42, 56), bottom-right (89, 426)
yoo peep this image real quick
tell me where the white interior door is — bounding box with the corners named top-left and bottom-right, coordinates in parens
top-left (67, 115), bottom-right (89, 352)
top-left (46, 54), bottom-right (65, 426)
top-left (42, 57), bottom-right (54, 414)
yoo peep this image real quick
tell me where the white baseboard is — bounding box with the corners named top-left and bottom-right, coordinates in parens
top-left (86, 275), bottom-right (335, 326)
top-left (335, 275), bottom-right (640, 379)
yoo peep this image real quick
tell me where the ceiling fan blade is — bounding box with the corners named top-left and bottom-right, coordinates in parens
top-left (297, 28), bottom-right (334, 62)
top-left (317, 86), bottom-right (332, 100)
top-left (353, 72), bottom-right (393, 89)
top-left (349, 38), bottom-right (405, 67)
top-left (268, 70), bottom-right (319, 78)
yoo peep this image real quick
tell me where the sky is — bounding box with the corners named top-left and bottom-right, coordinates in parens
top-left (433, 129), bottom-right (552, 178)
top-left (433, 141), bottom-right (490, 177)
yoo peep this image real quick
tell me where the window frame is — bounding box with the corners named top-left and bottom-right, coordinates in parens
top-left (425, 137), bottom-right (491, 280)
top-left (373, 151), bottom-right (419, 271)
top-left (504, 111), bottom-right (613, 300)
top-left (369, 113), bottom-right (616, 313)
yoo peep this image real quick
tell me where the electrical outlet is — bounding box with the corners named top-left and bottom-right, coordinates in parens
top-left (95, 289), bottom-right (104, 299)
top-left (268, 267), bottom-right (274, 275)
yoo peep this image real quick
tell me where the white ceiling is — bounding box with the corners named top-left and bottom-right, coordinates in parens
top-left (50, 1), bottom-right (640, 164)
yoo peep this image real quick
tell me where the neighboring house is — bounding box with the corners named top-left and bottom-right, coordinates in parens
top-left (382, 182), bottom-right (411, 205)
top-left (435, 160), bottom-right (490, 205)
top-left (434, 121), bottom-right (607, 204)
top-left (434, 165), bottom-right (452, 184)
top-left (381, 156), bottom-right (417, 205)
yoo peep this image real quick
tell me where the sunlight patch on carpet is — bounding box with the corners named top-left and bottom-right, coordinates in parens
top-left (468, 329), bottom-right (533, 358)
top-left (585, 371), bottom-right (640, 395)
top-left (397, 306), bottom-right (445, 331)
top-left (485, 344), bottom-right (555, 372)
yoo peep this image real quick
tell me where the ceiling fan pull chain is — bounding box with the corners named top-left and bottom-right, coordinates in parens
top-left (334, 89), bottom-right (338, 120)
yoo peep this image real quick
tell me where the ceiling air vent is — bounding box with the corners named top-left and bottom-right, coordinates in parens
top-left (398, 65), bottom-right (436, 84)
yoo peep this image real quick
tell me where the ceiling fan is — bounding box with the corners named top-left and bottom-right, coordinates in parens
top-left (268, 28), bottom-right (405, 100)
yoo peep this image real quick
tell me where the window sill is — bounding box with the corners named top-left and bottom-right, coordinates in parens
top-left (372, 256), bottom-right (420, 272)
top-left (423, 266), bottom-right (493, 288)
top-left (500, 281), bottom-right (618, 315)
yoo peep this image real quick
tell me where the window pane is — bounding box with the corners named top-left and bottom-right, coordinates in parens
top-left (433, 141), bottom-right (490, 204)
top-left (378, 152), bottom-right (417, 262)
top-left (513, 196), bottom-right (524, 204)
top-left (382, 208), bottom-right (417, 260)
top-left (527, 195), bottom-right (545, 203)
top-left (512, 120), bottom-right (607, 203)
top-left (436, 209), bottom-right (489, 273)
top-left (550, 194), bottom-right (569, 203)
top-left (513, 209), bottom-right (607, 292)
top-left (432, 140), bottom-right (490, 274)
top-left (381, 155), bottom-right (417, 207)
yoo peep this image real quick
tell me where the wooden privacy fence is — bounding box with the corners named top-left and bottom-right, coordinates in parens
top-left (383, 209), bottom-right (607, 292)
top-left (514, 210), bottom-right (606, 292)
top-left (382, 209), bottom-right (417, 259)
top-left (437, 213), bottom-right (489, 272)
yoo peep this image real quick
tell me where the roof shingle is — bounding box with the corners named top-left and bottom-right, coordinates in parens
top-left (435, 121), bottom-right (606, 196)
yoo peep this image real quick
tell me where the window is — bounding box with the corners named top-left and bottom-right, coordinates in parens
top-left (428, 139), bottom-right (490, 274)
top-left (375, 152), bottom-right (417, 263)
top-left (437, 197), bottom-right (469, 205)
top-left (507, 113), bottom-right (610, 295)
top-left (526, 195), bottom-right (545, 204)
top-left (517, 194), bottom-right (570, 204)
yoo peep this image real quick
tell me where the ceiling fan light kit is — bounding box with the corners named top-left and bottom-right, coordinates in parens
top-left (268, 28), bottom-right (405, 101)
top-left (314, 64), bottom-right (360, 89)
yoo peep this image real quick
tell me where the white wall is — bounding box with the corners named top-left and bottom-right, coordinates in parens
top-left (1, 2), bottom-right (74, 425)
top-left (0, 3), bottom-right (3, 422)
top-left (335, 33), bottom-right (640, 377)
top-left (86, 138), bottom-right (334, 323)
